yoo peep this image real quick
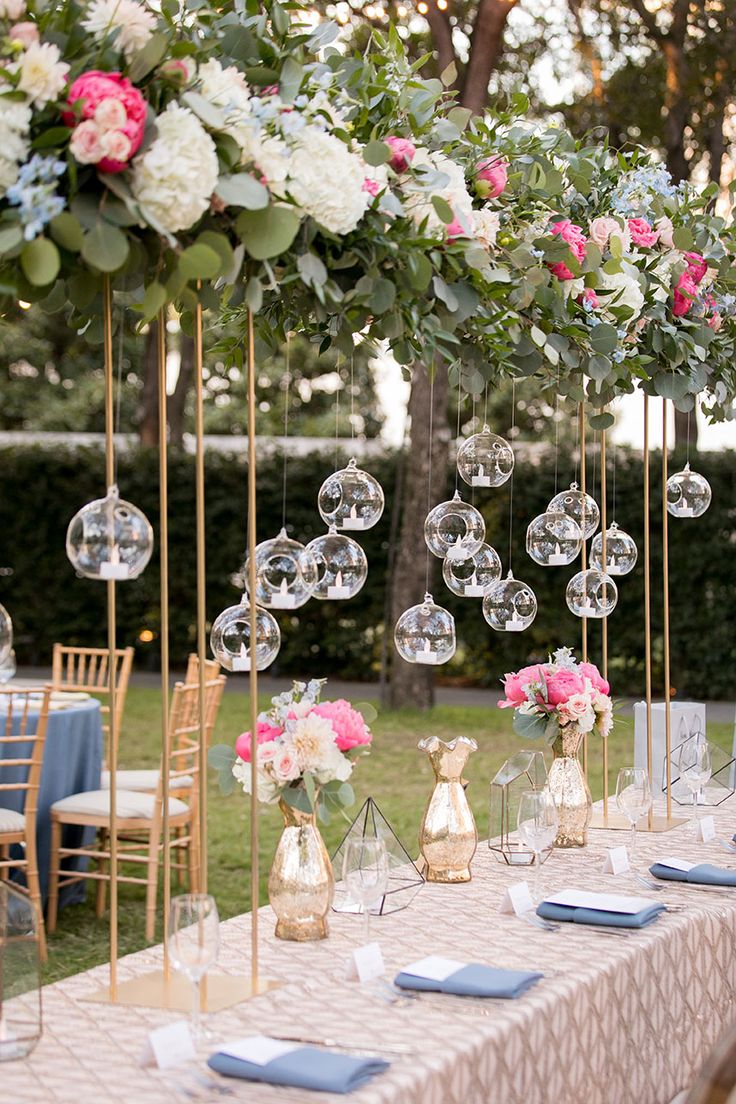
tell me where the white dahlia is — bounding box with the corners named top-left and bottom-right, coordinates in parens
top-left (17, 41), bottom-right (69, 107)
top-left (286, 125), bottom-right (369, 235)
top-left (131, 104), bottom-right (218, 233)
top-left (403, 148), bottom-right (474, 236)
top-left (82, 0), bottom-right (156, 61)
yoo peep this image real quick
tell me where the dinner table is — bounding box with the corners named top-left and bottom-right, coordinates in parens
top-left (7, 793), bottom-right (736, 1104)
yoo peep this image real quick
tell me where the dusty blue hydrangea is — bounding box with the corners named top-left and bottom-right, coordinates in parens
top-left (6, 155), bottom-right (66, 241)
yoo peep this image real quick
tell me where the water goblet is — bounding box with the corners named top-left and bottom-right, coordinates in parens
top-left (342, 837), bottom-right (389, 944)
top-left (167, 893), bottom-right (219, 1042)
top-left (517, 789), bottom-right (558, 903)
top-left (678, 737), bottom-right (712, 832)
top-left (615, 768), bottom-right (652, 866)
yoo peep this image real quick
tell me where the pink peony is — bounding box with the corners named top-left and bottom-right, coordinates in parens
top-left (385, 135), bottom-right (416, 173)
top-left (683, 251), bottom-right (708, 285)
top-left (545, 667), bottom-right (586, 705)
top-left (627, 218), bottom-right (660, 248)
top-left (65, 70), bottom-right (146, 173)
top-left (578, 661), bottom-right (610, 695)
top-left (312, 699), bottom-right (371, 752)
top-left (474, 156), bottom-right (508, 200)
top-left (588, 216), bottom-right (628, 251)
top-left (235, 721), bottom-right (283, 763)
top-left (578, 288), bottom-right (600, 311)
top-left (69, 119), bottom-right (104, 165)
top-left (673, 271), bottom-right (698, 317)
top-left (655, 215), bottom-right (675, 248)
top-left (498, 665), bottom-right (548, 708)
top-left (9, 20), bottom-right (38, 46)
top-left (362, 177), bottom-right (381, 197)
top-left (548, 219), bottom-right (587, 281)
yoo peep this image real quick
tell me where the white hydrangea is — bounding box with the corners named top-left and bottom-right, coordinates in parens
top-left (287, 125), bottom-right (369, 235)
top-left (253, 135), bottom-right (290, 196)
top-left (596, 268), bottom-right (645, 320)
top-left (403, 148), bottom-right (474, 236)
top-left (198, 58), bottom-right (251, 126)
top-left (0, 92), bottom-right (31, 196)
top-left (17, 41), bottom-right (69, 108)
top-left (131, 104), bottom-right (218, 233)
top-left (82, 0), bottom-right (156, 61)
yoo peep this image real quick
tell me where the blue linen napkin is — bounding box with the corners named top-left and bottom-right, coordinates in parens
top-left (207, 1046), bottom-right (390, 1094)
top-left (537, 900), bottom-right (665, 928)
top-left (650, 863), bottom-right (736, 887)
top-left (393, 963), bottom-right (542, 998)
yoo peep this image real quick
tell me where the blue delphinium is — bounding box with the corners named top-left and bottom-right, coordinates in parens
top-left (6, 155), bottom-right (66, 241)
top-left (610, 166), bottom-right (676, 217)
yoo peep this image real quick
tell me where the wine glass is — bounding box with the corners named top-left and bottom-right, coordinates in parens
top-left (615, 768), bottom-right (652, 866)
top-left (342, 837), bottom-right (389, 944)
top-left (167, 893), bottom-right (219, 1041)
top-left (517, 789), bottom-right (558, 903)
top-left (678, 737), bottom-right (712, 831)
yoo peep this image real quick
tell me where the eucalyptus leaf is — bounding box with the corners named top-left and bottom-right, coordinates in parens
top-left (20, 237), bottom-right (60, 286)
top-left (81, 221), bottom-right (129, 273)
top-left (363, 139), bottom-right (391, 167)
top-left (208, 744), bottom-right (236, 770)
top-left (215, 173), bottom-right (269, 210)
top-left (179, 243), bottom-right (221, 280)
top-left (512, 711), bottom-right (547, 741)
top-left (236, 205), bottom-right (300, 261)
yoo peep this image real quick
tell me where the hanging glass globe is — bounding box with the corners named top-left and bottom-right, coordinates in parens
top-left (547, 482), bottom-right (600, 539)
top-left (210, 598), bottom-right (280, 672)
top-left (526, 509), bottom-right (582, 567)
top-left (306, 527), bottom-right (368, 601)
top-left (424, 490), bottom-right (485, 561)
top-left (566, 568), bottom-right (618, 619)
top-left (66, 485), bottom-right (154, 581)
top-left (666, 463), bottom-right (712, 518)
top-left (245, 528), bottom-right (318, 610)
top-left (482, 571), bottom-right (537, 632)
top-left (394, 592), bottom-right (456, 665)
top-left (589, 522), bottom-right (638, 576)
top-left (0, 602), bottom-right (12, 666)
top-left (442, 542), bottom-right (502, 598)
top-left (456, 424), bottom-right (514, 488)
top-left (317, 457), bottom-right (384, 531)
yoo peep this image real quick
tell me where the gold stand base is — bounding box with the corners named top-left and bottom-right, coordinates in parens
top-left (589, 811), bottom-right (688, 832)
top-left (83, 971), bottom-right (282, 1011)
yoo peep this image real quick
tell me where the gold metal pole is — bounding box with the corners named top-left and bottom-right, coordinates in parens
top-left (103, 276), bottom-right (118, 1001)
top-left (246, 310), bottom-right (260, 993)
top-left (600, 428), bottom-right (608, 820)
top-left (644, 393), bottom-right (653, 828)
top-left (194, 293), bottom-right (207, 895)
top-left (662, 398), bottom-right (672, 821)
top-left (579, 403), bottom-right (588, 776)
top-left (158, 311), bottom-right (171, 975)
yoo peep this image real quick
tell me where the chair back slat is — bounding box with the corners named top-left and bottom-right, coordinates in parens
top-left (51, 643), bottom-right (134, 758)
top-left (0, 687), bottom-right (51, 825)
top-left (155, 676), bottom-right (226, 803)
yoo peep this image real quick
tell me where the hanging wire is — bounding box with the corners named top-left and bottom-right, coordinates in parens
top-left (483, 381), bottom-right (489, 427)
top-left (553, 368), bottom-right (561, 497)
top-left (592, 429), bottom-right (598, 511)
top-left (470, 391), bottom-right (477, 507)
top-left (425, 369), bottom-right (435, 593)
top-left (349, 349), bottom-right (356, 442)
top-left (573, 398), bottom-right (580, 486)
top-left (113, 306), bottom-right (125, 486)
top-left (507, 379), bottom-right (516, 571)
top-left (686, 409), bottom-right (691, 465)
top-left (454, 369), bottom-right (462, 493)
top-left (612, 418), bottom-right (617, 520)
top-left (334, 355), bottom-right (342, 472)
top-left (281, 332), bottom-right (291, 531)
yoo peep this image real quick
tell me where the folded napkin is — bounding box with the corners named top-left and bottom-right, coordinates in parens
top-left (537, 901), bottom-right (665, 928)
top-left (393, 963), bottom-right (542, 998)
top-left (650, 863), bottom-right (736, 887)
top-left (208, 1045), bottom-right (389, 1094)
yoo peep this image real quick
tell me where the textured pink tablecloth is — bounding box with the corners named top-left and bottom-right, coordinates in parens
top-left (10, 798), bottom-right (736, 1104)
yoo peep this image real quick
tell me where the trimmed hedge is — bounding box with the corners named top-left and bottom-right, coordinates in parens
top-left (0, 444), bottom-right (733, 698)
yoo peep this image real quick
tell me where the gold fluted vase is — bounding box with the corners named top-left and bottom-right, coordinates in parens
top-left (268, 796), bottom-right (334, 941)
top-left (418, 736), bottom-right (478, 882)
top-left (548, 728), bottom-right (592, 848)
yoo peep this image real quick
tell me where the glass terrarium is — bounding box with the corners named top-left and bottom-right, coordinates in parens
top-left (482, 572), bottom-right (537, 632)
top-left (332, 797), bottom-right (424, 915)
top-left (210, 598), bottom-right (281, 672)
top-left (666, 463), bottom-right (712, 519)
top-left (442, 542), bottom-right (502, 598)
top-left (394, 593), bottom-right (456, 665)
top-left (526, 509), bottom-right (582, 567)
top-left (456, 425), bottom-right (514, 488)
top-left (0, 603), bottom-right (12, 666)
top-left (424, 491), bottom-right (485, 561)
top-left (306, 528), bottom-right (368, 601)
top-left (66, 485), bottom-right (154, 581)
top-left (548, 482), bottom-right (600, 539)
top-left (246, 528), bottom-right (318, 610)
top-left (317, 458), bottom-right (384, 531)
top-left (489, 751), bottom-right (552, 866)
top-left (589, 522), bottom-right (638, 576)
top-left (0, 881), bottom-right (42, 1062)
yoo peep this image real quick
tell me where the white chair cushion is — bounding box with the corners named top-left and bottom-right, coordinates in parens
top-left (100, 770), bottom-right (194, 792)
top-left (51, 789), bottom-right (189, 820)
top-left (0, 807), bottom-right (25, 833)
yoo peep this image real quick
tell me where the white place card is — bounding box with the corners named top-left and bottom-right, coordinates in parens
top-left (545, 889), bottom-right (655, 914)
top-left (347, 941), bottom-right (385, 983)
top-left (696, 816), bottom-right (716, 843)
top-left (500, 881), bottom-right (535, 916)
top-left (140, 1021), bottom-right (196, 1070)
top-left (219, 1036), bottom-right (299, 1066)
top-left (657, 857), bottom-right (697, 873)
top-left (400, 955), bottom-right (465, 982)
top-left (602, 846), bottom-right (630, 875)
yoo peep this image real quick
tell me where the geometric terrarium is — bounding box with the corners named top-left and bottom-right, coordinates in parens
top-left (489, 751), bottom-right (552, 866)
top-left (663, 730), bottom-right (735, 808)
top-left (331, 798), bottom-right (424, 915)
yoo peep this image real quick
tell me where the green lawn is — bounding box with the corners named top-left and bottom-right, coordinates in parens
top-left (42, 687), bottom-right (734, 985)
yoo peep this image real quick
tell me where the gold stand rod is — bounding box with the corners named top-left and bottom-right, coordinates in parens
top-left (157, 310), bottom-right (171, 974)
top-left (102, 275), bottom-right (118, 1001)
top-left (600, 427), bottom-right (608, 819)
top-left (662, 398), bottom-right (672, 822)
top-left (246, 310), bottom-right (260, 992)
top-left (579, 402), bottom-right (588, 776)
top-left (643, 393), bottom-right (653, 828)
top-left (194, 293), bottom-right (207, 894)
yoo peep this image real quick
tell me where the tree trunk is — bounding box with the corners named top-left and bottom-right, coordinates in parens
top-left (138, 323), bottom-right (159, 448)
top-left (662, 37), bottom-right (689, 184)
top-left (169, 333), bottom-right (194, 448)
top-left (460, 0), bottom-right (518, 113)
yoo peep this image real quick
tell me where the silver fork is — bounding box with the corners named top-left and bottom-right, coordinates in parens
top-left (719, 839), bottom-right (736, 855)
top-left (632, 872), bottom-right (665, 892)
top-left (522, 912), bottom-right (560, 932)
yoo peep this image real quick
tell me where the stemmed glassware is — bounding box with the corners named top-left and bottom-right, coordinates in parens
top-left (615, 768), bottom-right (652, 866)
top-left (678, 737), bottom-right (712, 831)
top-left (517, 789), bottom-right (558, 903)
top-left (168, 893), bottom-right (219, 1042)
top-left (342, 837), bottom-right (389, 944)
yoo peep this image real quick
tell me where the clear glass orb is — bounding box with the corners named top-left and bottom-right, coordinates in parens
top-left (245, 527), bottom-right (318, 610)
top-left (456, 424), bottom-right (514, 488)
top-left (666, 463), bottom-right (712, 518)
top-left (210, 598), bottom-right (280, 672)
top-left (394, 592), bottom-right (456, 665)
top-left (442, 542), bottom-right (502, 598)
top-left (66, 485), bottom-right (154, 581)
top-left (306, 527), bottom-right (368, 601)
top-left (424, 490), bottom-right (485, 561)
top-left (482, 571), bottom-right (537, 632)
top-left (0, 603), bottom-right (12, 666)
top-left (589, 522), bottom-right (638, 576)
top-left (547, 482), bottom-right (600, 539)
top-left (317, 457), bottom-right (384, 531)
top-left (526, 509), bottom-right (582, 567)
top-left (0, 648), bottom-right (16, 685)
top-left (566, 568), bottom-right (618, 619)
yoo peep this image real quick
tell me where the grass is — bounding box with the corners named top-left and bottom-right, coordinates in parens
top-left (42, 687), bottom-right (735, 985)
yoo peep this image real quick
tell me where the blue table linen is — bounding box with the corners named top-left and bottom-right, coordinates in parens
top-left (208, 1046), bottom-right (390, 1094)
top-left (537, 901), bottom-right (666, 928)
top-left (393, 963), bottom-right (542, 998)
top-left (650, 863), bottom-right (736, 887)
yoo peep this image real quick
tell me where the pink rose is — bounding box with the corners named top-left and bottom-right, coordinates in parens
top-left (69, 120), bottom-right (104, 165)
top-left (235, 721), bottom-right (283, 763)
top-left (683, 251), bottom-right (707, 285)
top-left (548, 219), bottom-right (587, 281)
top-left (656, 215), bottom-right (675, 248)
top-left (158, 58), bottom-right (195, 86)
top-left (385, 136), bottom-right (416, 173)
top-left (446, 213), bottom-right (469, 240)
top-left (578, 661), bottom-right (610, 695)
top-left (499, 665), bottom-right (548, 708)
top-left (588, 216), bottom-right (628, 251)
top-left (544, 667), bottom-right (586, 705)
top-left (362, 177), bottom-right (381, 197)
top-left (100, 129), bottom-right (132, 162)
top-left (709, 312), bottom-right (723, 332)
top-left (627, 218), bottom-right (660, 248)
top-left (312, 699), bottom-right (371, 752)
top-left (475, 156), bottom-right (508, 200)
top-left (64, 71), bottom-right (146, 172)
top-left (94, 97), bottom-right (127, 130)
top-left (8, 20), bottom-right (38, 47)
top-left (558, 692), bottom-right (596, 732)
top-left (272, 747), bottom-right (300, 783)
top-left (673, 271), bottom-right (697, 317)
top-left (578, 288), bottom-right (599, 311)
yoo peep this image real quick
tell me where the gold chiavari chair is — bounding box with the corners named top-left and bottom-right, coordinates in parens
top-left (46, 675), bottom-right (226, 941)
top-left (51, 644), bottom-right (134, 760)
top-left (0, 686), bottom-right (51, 961)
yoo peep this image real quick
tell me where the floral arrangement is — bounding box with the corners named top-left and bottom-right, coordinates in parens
top-left (209, 680), bottom-right (372, 824)
top-left (499, 647), bottom-right (613, 746)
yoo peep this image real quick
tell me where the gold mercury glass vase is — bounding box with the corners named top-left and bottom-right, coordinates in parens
top-left (268, 794), bottom-right (334, 941)
top-left (418, 735), bottom-right (478, 882)
top-left (548, 727), bottom-right (592, 848)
